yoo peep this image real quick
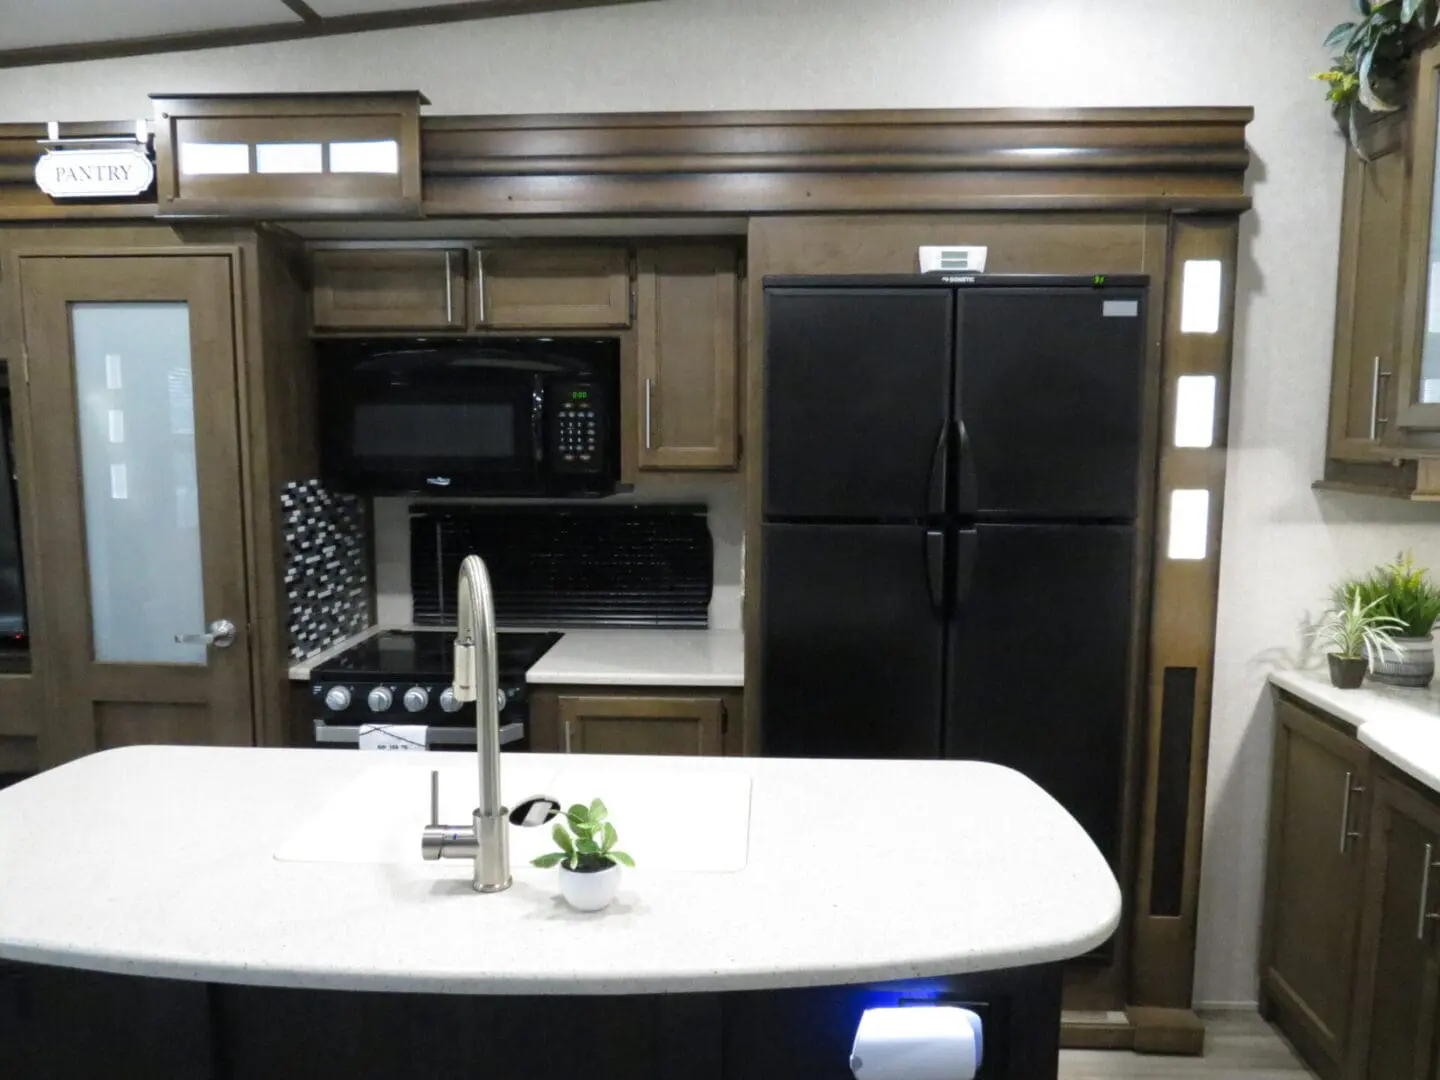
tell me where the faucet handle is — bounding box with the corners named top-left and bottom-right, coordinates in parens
top-left (429, 770), bottom-right (441, 827)
top-left (510, 796), bottom-right (562, 828)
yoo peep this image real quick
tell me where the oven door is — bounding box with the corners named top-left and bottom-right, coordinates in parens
top-left (320, 350), bottom-right (543, 495)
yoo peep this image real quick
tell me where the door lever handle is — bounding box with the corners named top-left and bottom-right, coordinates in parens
top-left (175, 619), bottom-right (236, 649)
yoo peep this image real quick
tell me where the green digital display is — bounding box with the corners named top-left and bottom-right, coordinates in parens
top-left (571, 390), bottom-right (589, 401)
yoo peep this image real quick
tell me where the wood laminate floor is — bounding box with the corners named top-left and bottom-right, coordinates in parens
top-left (1059, 1012), bottom-right (1317, 1079)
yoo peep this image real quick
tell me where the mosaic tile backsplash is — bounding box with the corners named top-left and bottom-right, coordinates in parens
top-left (283, 480), bottom-right (370, 661)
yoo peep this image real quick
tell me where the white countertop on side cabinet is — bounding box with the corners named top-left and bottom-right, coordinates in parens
top-left (0, 746), bottom-right (1118, 996)
top-left (525, 628), bottom-right (743, 687)
top-left (1269, 667), bottom-right (1440, 796)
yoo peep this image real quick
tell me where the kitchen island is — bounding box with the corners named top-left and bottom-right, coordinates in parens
top-left (0, 747), bottom-right (1118, 1079)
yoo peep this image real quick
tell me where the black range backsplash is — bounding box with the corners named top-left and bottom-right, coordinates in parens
top-left (410, 504), bottom-right (712, 629)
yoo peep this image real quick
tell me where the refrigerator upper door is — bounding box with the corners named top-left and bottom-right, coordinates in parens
top-left (944, 523), bottom-right (1135, 866)
top-left (956, 288), bottom-right (1146, 518)
top-left (764, 287), bottom-right (954, 521)
top-left (761, 523), bottom-right (944, 758)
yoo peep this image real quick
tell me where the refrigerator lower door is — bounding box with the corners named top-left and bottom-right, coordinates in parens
top-left (761, 523), bottom-right (945, 758)
top-left (944, 523), bottom-right (1135, 866)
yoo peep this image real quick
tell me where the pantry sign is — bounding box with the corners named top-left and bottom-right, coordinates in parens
top-left (35, 147), bottom-right (154, 199)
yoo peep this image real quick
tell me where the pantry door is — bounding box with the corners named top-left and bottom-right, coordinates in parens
top-left (20, 255), bottom-right (254, 763)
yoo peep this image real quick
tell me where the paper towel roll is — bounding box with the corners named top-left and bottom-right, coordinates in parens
top-left (849, 1005), bottom-right (983, 1080)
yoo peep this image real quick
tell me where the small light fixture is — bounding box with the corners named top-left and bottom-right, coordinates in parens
top-left (1180, 259), bottom-right (1222, 335)
top-left (1167, 489), bottom-right (1210, 560)
top-left (1174, 375), bottom-right (1217, 448)
top-left (179, 142), bottom-right (249, 176)
top-left (328, 139), bottom-right (400, 174)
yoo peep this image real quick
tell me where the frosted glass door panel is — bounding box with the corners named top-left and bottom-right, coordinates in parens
top-left (72, 303), bottom-right (206, 664)
top-left (1423, 75), bottom-right (1440, 400)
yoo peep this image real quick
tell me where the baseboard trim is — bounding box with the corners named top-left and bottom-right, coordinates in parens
top-left (1061, 1009), bottom-right (1134, 1050)
top-left (1126, 1006), bottom-right (1206, 1055)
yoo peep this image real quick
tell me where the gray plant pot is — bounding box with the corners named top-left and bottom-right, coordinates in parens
top-left (1367, 634), bottom-right (1435, 688)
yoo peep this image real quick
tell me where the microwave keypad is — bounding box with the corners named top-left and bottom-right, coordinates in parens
top-left (557, 402), bottom-right (600, 467)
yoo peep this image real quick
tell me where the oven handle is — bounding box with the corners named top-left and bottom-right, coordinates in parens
top-left (314, 722), bottom-right (525, 748)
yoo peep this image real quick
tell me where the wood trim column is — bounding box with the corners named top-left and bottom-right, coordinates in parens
top-left (1127, 216), bottom-right (1240, 1050)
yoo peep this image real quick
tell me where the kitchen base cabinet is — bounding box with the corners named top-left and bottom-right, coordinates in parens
top-left (529, 687), bottom-right (742, 757)
top-left (1259, 697), bottom-right (1369, 1079)
top-left (1347, 773), bottom-right (1440, 1080)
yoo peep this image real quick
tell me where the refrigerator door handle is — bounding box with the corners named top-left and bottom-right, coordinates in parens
top-left (928, 422), bottom-right (952, 517)
top-left (956, 418), bottom-right (978, 514)
top-left (925, 529), bottom-right (947, 614)
top-left (954, 528), bottom-right (979, 605)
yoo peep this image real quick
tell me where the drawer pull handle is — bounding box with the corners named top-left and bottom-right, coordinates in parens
top-left (1340, 772), bottom-right (1364, 853)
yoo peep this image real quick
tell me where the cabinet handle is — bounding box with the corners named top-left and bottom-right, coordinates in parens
top-left (444, 251), bottom-right (453, 324)
top-left (1340, 772), bottom-right (1364, 853)
top-left (564, 720), bottom-right (574, 754)
top-left (1418, 842), bottom-right (1440, 939)
top-left (475, 251), bottom-right (486, 325)
top-left (644, 377), bottom-right (654, 450)
top-left (1371, 356), bottom-right (1393, 439)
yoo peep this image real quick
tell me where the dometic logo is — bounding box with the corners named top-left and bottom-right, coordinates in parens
top-left (35, 148), bottom-right (154, 199)
top-left (941, 275), bottom-right (978, 284)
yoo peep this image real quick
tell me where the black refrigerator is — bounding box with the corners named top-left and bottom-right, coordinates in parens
top-left (760, 275), bottom-right (1147, 866)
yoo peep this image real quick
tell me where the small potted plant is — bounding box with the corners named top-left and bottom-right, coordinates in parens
top-left (1339, 552), bottom-right (1440, 687)
top-left (1314, 591), bottom-right (1405, 689)
top-left (531, 798), bottom-right (633, 912)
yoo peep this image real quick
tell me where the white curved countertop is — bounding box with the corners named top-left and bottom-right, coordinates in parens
top-left (0, 746), bottom-right (1118, 996)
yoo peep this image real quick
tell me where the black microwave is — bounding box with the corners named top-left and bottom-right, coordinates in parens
top-left (317, 338), bottom-right (620, 497)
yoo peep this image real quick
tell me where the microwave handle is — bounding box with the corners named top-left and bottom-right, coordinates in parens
top-left (533, 380), bottom-right (545, 463)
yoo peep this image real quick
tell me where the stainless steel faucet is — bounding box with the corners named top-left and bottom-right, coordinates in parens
top-left (420, 554), bottom-right (512, 892)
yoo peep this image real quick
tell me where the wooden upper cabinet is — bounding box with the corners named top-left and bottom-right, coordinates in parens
top-left (1260, 698), bottom-right (1370, 1078)
top-left (636, 246), bottom-right (740, 470)
top-left (474, 246), bottom-right (630, 329)
top-left (1400, 39), bottom-right (1440, 431)
top-left (1348, 773), bottom-right (1440, 1080)
top-left (311, 249), bottom-right (467, 331)
top-left (1329, 113), bottom-right (1409, 462)
top-left (558, 694), bottom-right (725, 756)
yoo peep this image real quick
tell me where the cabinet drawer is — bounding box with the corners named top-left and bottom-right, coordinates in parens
top-left (312, 248), bottom-right (466, 331)
top-left (475, 247), bottom-right (630, 329)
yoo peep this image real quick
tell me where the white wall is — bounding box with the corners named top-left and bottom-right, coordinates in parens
top-left (5, 0), bottom-right (1440, 1007)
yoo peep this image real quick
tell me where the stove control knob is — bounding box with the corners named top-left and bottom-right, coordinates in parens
top-left (403, 687), bottom-right (429, 713)
top-left (438, 687), bottom-right (463, 714)
top-left (323, 686), bottom-right (351, 712)
top-left (497, 689), bottom-right (509, 713)
top-left (367, 687), bottom-right (393, 713)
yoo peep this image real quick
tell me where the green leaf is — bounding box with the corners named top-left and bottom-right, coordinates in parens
top-left (1403, 0), bottom-right (1424, 22)
top-left (566, 851), bottom-right (579, 870)
top-left (531, 852), bottom-right (566, 868)
top-left (610, 851), bottom-right (635, 868)
top-left (589, 798), bottom-right (609, 822)
top-left (570, 821), bottom-right (596, 842)
top-left (601, 822), bottom-right (618, 853)
top-left (1326, 20), bottom-right (1359, 48)
top-left (566, 803), bottom-right (590, 825)
top-left (552, 822), bottom-right (574, 854)
top-left (576, 838), bottom-right (600, 855)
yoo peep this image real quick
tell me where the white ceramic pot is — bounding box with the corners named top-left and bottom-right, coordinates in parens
top-left (1368, 634), bottom-right (1436, 688)
top-left (558, 861), bottom-right (622, 911)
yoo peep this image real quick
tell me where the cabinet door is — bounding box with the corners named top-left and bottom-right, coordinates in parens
top-left (475, 247), bottom-right (630, 329)
top-left (311, 249), bottom-right (466, 331)
top-left (1330, 114), bottom-right (1408, 459)
top-left (559, 694), bottom-right (724, 756)
top-left (1349, 774), bottom-right (1440, 1080)
top-left (1260, 698), bottom-right (1369, 1074)
top-left (19, 256), bottom-right (255, 762)
top-left (636, 246), bottom-right (739, 469)
top-left (1401, 39), bottom-right (1440, 429)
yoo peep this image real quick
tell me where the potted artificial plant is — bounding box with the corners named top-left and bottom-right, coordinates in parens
top-left (1339, 552), bottom-right (1440, 687)
top-left (1315, 591), bottom-right (1405, 689)
top-left (531, 798), bottom-right (634, 912)
top-left (1318, 1), bottom-right (1436, 157)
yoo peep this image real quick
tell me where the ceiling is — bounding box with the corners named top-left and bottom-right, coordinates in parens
top-left (0, 0), bottom-right (645, 68)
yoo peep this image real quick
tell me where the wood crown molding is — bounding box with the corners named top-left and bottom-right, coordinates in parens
top-left (0, 106), bottom-right (1254, 221)
top-left (422, 107), bottom-right (1255, 216)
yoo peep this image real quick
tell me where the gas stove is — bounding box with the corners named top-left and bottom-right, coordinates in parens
top-left (310, 629), bottom-right (562, 749)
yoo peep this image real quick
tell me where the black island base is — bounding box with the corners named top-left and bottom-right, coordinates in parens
top-left (0, 959), bottom-right (1064, 1079)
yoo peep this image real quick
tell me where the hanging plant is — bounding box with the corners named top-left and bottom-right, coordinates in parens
top-left (1319, 0), bottom-right (1438, 156)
